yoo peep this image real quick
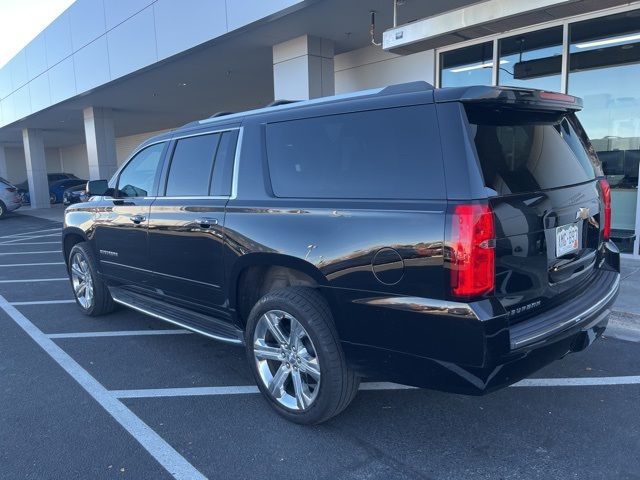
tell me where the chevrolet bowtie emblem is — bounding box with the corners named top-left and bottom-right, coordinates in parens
top-left (576, 207), bottom-right (590, 220)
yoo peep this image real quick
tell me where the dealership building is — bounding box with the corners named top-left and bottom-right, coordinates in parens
top-left (0, 0), bottom-right (638, 255)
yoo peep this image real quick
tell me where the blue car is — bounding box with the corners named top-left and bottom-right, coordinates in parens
top-left (20, 176), bottom-right (87, 204)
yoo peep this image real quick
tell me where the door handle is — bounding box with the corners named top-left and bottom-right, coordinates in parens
top-left (194, 217), bottom-right (218, 228)
top-left (130, 214), bottom-right (146, 224)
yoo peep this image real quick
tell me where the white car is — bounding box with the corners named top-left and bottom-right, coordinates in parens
top-left (0, 178), bottom-right (22, 217)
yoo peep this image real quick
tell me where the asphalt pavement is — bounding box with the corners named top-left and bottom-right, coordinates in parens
top-left (1, 209), bottom-right (639, 480)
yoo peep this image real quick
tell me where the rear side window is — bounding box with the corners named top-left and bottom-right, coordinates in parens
top-left (265, 105), bottom-right (444, 199)
top-left (165, 134), bottom-right (220, 196)
top-left (467, 108), bottom-right (597, 195)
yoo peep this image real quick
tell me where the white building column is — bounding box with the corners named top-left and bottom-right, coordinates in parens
top-left (0, 145), bottom-right (8, 181)
top-left (22, 129), bottom-right (50, 209)
top-left (272, 35), bottom-right (335, 100)
top-left (83, 106), bottom-right (117, 180)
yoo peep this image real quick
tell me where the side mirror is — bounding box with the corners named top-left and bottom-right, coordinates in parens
top-left (86, 179), bottom-right (109, 196)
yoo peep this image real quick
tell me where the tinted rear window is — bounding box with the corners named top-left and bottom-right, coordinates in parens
top-left (467, 108), bottom-right (598, 195)
top-left (165, 134), bottom-right (220, 196)
top-left (265, 105), bottom-right (444, 199)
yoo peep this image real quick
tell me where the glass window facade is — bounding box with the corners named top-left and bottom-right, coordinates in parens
top-left (498, 27), bottom-right (563, 91)
top-left (569, 10), bottom-right (640, 253)
top-left (440, 42), bottom-right (494, 87)
top-left (438, 8), bottom-right (640, 255)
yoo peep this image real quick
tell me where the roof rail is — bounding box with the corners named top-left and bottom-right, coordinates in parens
top-left (266, 99), bottom-right (299, 107)
top-left (209, 111), bottom-right (234, 118)
top-left (380, 81), bottom-right (434, 95)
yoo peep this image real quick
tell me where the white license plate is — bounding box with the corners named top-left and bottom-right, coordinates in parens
top-left (556, 223), bottom-right (579, 257)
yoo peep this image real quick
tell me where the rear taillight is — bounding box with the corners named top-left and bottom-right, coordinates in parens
top-left (5, 187), bottom-right (16, 193)
top-left (449, 204), bottom-right (495, 298)
top-left (599, 178), bottom-right (611, 241)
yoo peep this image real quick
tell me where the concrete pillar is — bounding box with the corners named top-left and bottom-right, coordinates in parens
top-left (272, 35), bottom-right (335, 100)
top-left (83, 106), bottom-right (117, 180)
top-left (0, 145), bottom-right (8, 181)
top-left (22, 129), bottom-right (50, 209)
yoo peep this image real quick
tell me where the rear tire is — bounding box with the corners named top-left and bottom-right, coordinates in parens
top-left (49, 193), bottom-right (57, 204)
top-left (69, 242), bottom-right (115, 316)
top-left (245, 287), bottom-right (359, 424)
top-left (0, 201), bottom-right (7, 218)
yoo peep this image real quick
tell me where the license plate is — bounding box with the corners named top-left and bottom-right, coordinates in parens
top-left (556, 223), bottom-right (579, 257)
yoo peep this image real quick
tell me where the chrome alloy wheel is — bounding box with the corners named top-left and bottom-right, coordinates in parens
top-left (70, 252), bottom-right (94, 309)
top-left (253, 310), bottom-right (321, 411)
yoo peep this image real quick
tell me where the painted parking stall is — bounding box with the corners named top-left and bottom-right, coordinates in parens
top-left (1, 213), bottom-right (639, 479)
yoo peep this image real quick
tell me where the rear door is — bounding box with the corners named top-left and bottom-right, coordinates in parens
top-left (464, 105), bottom-right (604, 320)
top-left (147, 128), bottom-right (239, 316)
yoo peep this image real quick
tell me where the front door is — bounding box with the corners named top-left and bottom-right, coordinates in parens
top-left (94, 142), bottom-right (167, 286)
top-left (147, 129), bottom-right (239, 316)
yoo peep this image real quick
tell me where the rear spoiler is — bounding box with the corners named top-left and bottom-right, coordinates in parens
top-left (434, 86), bottom-right (583, 112)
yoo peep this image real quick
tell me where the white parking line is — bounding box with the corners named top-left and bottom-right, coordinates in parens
top-left (0, 262), bottom-right (65, 267)
top-left (0, 235), bottom-right (61, 245)
top-left (0, 227), bottom-right (61, 239)
top-left (48, 329), bottom-right (191, 339)
top-left (0, 251), bottom-right (60, 255)
top-left (11, 299), bottom-right (75, 305)
top-left (0, 241), bottom-right (61, 245)
top-left (110, 375), bottom-right (640, 399)
top-left (0, 278), bottom-right (68, 283)
top-left (512, 376), bottom-right (640, 387)
top-left (0, 295), bottom-right (207, 480)
top-left (113, 386), bottom-right (261, 398)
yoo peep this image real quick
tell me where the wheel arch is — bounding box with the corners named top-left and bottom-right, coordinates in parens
top-left (62, 228), bottom-right (89, 267)
top-left (229, 253), bottom-right (335, 328)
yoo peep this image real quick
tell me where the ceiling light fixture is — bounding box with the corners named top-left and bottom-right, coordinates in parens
top-left (575, 33), bottom-right (640, 49)
top-left (178, 82), bottom-right (188, 87)
top-left (450, 59), bottom-right (508, 73)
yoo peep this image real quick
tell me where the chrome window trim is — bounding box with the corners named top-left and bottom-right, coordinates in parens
top-left (166, 127), bottom-right (244, 200)
top-left (113, 127), bottom-right (241, 184)
top-left (112, 127), bottom-right (242, 201)
top-left (172, 126), bottom-right (240, 141)
top-left (230, 126), bottom-right (243, 200)
top-left (153, 196), bottom-right (229, 201)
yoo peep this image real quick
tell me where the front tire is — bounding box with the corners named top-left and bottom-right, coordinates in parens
top-left (69, 242), bottom-right (115, 316)
top-left (246, 287), bottom-right (359, 424)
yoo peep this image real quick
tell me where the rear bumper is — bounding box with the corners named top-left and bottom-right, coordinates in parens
top-left (337, 244), bottom-right (620, 395)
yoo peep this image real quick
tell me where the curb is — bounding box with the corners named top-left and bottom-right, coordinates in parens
top-left (606, 311), bottom-right (640, 342)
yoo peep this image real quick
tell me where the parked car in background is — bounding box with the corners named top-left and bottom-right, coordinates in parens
top-left (0, 177), bottom-right (22, 217)
top-left (63, 82), bottom-right (620, 424)
top-left (19, 174), bottom-right (84, 204)
top-left (63, 184), bottom-right (89, 205)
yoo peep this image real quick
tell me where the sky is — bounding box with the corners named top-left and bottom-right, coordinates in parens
top-left (0, 0), bottom-right (75, 68)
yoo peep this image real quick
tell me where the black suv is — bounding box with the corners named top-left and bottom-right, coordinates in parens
top-left (63, 82), bottom-right (620, 424)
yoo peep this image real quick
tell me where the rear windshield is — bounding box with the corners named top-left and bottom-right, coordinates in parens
top-left (466, 107), bottom-right (599, 195)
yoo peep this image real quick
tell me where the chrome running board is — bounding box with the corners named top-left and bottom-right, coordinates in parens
top-left (109, 287), bottom-right (244, 346)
